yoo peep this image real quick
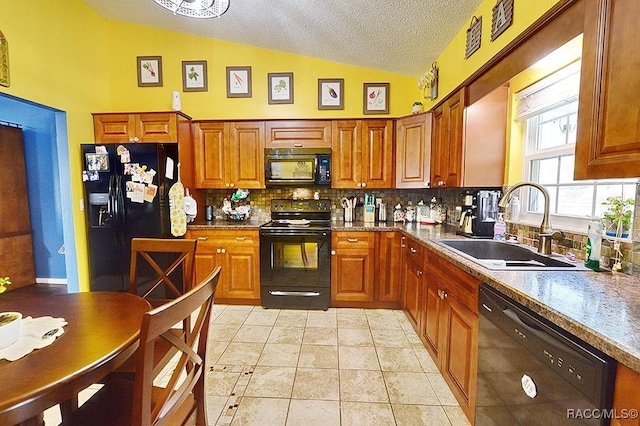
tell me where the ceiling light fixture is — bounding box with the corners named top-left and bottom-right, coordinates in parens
top-left (153, 0), bottom-right (230, 18)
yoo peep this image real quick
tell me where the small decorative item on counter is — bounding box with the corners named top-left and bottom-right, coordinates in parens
top-left (585, 218), bottom-right (603, 271)
top-left (183, 188), bottom-right (197, 223)
top-left (508, 196), bottom-right (521, 221)
top-left (376, 198), bottom-right (386, 222)
top-left (393, 203), bottom-right (405, 223)
top-left (493, 213), bottom-right (506, 241)
top-left (601, 196), bottom-right (633, 238)
top-left (0, 311), bottom-right (22, 350)
top-left (405, 201), bottom-right (416, 222)
top-left (222, 189), bottom-right (251, 221)
top-left (205, 205), bottom-right (214, 221)
top-left (412, 101), bottom-right (423, 114)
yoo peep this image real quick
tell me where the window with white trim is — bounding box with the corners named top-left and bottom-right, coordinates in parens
top-left (515, 61), bottom-right (637, 234)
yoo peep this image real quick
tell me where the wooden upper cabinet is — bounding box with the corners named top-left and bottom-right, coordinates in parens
top-left (193, 121), bottom-right (229, 188)
top-left (193, 121), bottom-right (265, 189)
top-left (361, 119), bottom-right (394, 188)
top-left (462, 85), bottom-right (508, 187)
top-left (93, 112), bottom-right (189, 143)
top-left (230, 121), bottom-right (265, 189)
top-left (265, 120), bottom-right (332, 148)
top-left (575, 0), bottom-right (640, 179)
top-left (395, 112), bottom-right (432, 188)
top-left (431, 88), bottom-right (466, 188)
top-left (331, 119), bottom-right (393, 189)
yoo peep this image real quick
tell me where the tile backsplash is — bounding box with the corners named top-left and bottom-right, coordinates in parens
top-left (205, 184), bottom-right (640, 275)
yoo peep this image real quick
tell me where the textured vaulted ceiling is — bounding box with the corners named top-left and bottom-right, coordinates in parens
top-left (82, 0), bottom-right (483, 77)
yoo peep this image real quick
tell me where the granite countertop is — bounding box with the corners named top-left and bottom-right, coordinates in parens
top-left (336, 220), bottom-right (640, 372)
top-left (187, 218), bottom-right (268, 230)
top-left (190, 218), bottom-right (640, 371)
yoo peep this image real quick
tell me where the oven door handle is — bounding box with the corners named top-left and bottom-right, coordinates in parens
top-left (261, 231), bottom-right (330, 237)
top-left (269, 291), bottom-right (322, 297)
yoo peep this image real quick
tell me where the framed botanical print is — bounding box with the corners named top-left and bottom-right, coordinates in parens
top-left (318, 78), bottom-right (344, 110)
top-left (363, 82), bottom-right (390, 114)
top-left (268, 72), bottom-right (294, 104)
top-left (182, 60), bottom-right (208, 92)
top-left (137, 56), bottom-right (163, 87)
top-left (226, 66), bottom-right (252, 98)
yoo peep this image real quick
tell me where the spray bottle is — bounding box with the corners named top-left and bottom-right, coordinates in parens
top-left (585, 218), bottom-right (603, 271)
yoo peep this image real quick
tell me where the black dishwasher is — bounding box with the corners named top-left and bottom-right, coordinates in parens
top-left (477, 284), bottom-right (616, 425)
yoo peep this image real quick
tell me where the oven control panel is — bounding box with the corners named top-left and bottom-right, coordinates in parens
top-left (271, 199), bottom-right (331, 212)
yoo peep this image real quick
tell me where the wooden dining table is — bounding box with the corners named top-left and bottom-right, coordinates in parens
top-left (0, 292), bottom-right (151, 425)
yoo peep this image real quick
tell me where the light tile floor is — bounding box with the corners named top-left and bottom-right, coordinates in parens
top-left (205, 304), bottom-right (472, 426)
top-left (44, 304), bottom-right (472, 425)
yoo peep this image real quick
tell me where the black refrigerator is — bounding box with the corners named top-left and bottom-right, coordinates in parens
top-left (81, 143), bottom-right (179, 292)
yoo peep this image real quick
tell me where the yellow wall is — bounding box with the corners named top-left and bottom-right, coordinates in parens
top-left (424, 0), bottom-right (562, 110)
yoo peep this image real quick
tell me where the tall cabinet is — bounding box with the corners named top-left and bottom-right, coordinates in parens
top-left (0, 125), bottom-right (36, 290)
top-left (395, 112), bottom-right (432, 188)
top-left (575, 0), bottom-right (640, 179)
top-left (431, 89), bottom-right (466, 188)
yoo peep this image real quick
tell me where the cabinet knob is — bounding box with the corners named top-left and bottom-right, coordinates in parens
top-left (357, 183), bottom-right (362, 187)
top-left (216, 248), bottom-right (221, 253)
top-left (221, 248), bottom-right (226, 253)
top-left (229, 183), bottom-right (234, 188)
top-left (133, 137), bottom-right (139, 142)
top-left (361, 182), bottom-right (366, 187)
top-left (331, 250), bottom-right (336, 255)
top-left (198, 237), bottom-right (208, 241)
top-left (417, 271), bottom-right (423, 276)
top-left (410, 247), bottom-right (417, 253)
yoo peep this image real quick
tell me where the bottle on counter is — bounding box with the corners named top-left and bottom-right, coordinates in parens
top-left (509, 196), bottom-right (521, 221)
top-left (585, 218), bottom-right (603, 271)
top-left (406, 201), bottom-right (416, 222)
top-left (493, 213), bottom-right (506, 241)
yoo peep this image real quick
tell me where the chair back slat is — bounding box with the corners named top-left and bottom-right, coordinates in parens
top-left (129, 238), bottom-right (197, 305)
top-left (132, 266), bottom-right (221, 426)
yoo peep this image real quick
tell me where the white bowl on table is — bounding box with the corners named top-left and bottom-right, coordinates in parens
top-left (0, 312), bottom-right (22, 350)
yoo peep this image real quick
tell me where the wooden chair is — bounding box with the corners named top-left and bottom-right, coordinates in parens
top-left (63, 266), bottom-right (221, 426)
top-left (129, 238), bottom-right (198, 308)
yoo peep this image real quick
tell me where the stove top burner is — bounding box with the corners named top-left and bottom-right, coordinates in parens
top-left (261, 198), bottom-right (332, 233)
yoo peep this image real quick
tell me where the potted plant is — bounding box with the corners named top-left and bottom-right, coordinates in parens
top-left (412, 101), bottom-right (423, 114)
top-left (601, 196), bottom-right (634, 237)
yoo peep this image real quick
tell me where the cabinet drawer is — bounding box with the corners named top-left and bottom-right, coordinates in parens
top-left (426, 249), bottom-right (480, 313)
top-left (266, 120), bottom-right (332, 148)
top-left (187, 230), bottom-right (259, 248)
top-left (333, 232), bottom-right (375, 249)
top-left (405, 237), bottom-right (424, 265)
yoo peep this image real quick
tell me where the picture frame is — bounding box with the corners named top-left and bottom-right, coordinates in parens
top-left (226, 66), bottom-right (252, 98)
top-left (182, 60), bottom-right (208, 92)
top-left (318, 78), bottom-right (344, 110)
top-left (363, 82), bottom-right (390, 114)
top-left (137, 56), bottom-right (163, 87)
top-left (268, 72), bottom-right (294, 104)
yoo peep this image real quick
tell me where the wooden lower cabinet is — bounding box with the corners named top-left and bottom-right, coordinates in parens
top-left (186, 229), bottom-right (260, 304)
top-left (331, 231), bottom-right (401, 308)
top-left (331, 232), bottom-right (376, 304)
top-left (419, 247), bottom-right (480, 424)
top-left (612, 364), bottom-right (640, 426)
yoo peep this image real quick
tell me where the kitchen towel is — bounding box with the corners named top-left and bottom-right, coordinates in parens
top-left (0, 316), bottom-right (67, 361)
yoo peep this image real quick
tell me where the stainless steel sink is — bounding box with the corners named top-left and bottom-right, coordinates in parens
top-left (434, 239), bottom-right (588, 270)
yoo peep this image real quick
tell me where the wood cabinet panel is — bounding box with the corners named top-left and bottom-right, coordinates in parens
top-left (331, 231), bottom-right (375, 303)
top-left (136, 112), bottom-right (179, 142)
top-left (331, 119), bottom-right (393, 189)
top-left (93, 114), bottom-right (135, 143)
top-left (331, 120), bottom-right (361, 188)
top-left (612, 363), bottom-right (640, 426)
top-left (431, 89), bottom-right (466, 188)
top-left (395, 113), bottom-right (431, 188)
top-left (193, 121), bottom-right (265, 189)
top-left (265, 120), bottom-right (331, 148)
top-left (0, 234), bottom-right (36, 290)
top-left (376, 232), bottom-right (402, 304)
top-left (187, 229), bottom-right (260, 303)
top-left (575, 0), bottom-right (640, 179)
top-left (93, 112), bottom-right (187, 143)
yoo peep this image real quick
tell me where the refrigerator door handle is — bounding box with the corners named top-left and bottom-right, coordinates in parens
top-left (116, 176), bottom-right (126, 226)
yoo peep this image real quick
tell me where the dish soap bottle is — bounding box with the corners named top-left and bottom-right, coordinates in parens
top-left (585, 218), bottom-right (603, 271)
top-left (493, 213), bottom-right (506, 241)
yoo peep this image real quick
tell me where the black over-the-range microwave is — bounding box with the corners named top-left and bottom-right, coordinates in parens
top-left (264, 148), bottom-right (331, 187)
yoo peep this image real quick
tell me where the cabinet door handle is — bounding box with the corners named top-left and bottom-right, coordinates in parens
top-left (410, 247), bottom-right (417, 253)
top-left (198, 237), bottom-right (208, 241)
top-left (331, 250), bottom-right (336, 255)
top-left (293, 143), bottom-right (303, 147)
top-left (357, 183), bottom-right (362, 187)
top-left (417, 271), bottom-right (423, 276)
top-left (347, 238), bottom-right (359, 243)
top-left (236, 237), bottom-right (247, 241)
